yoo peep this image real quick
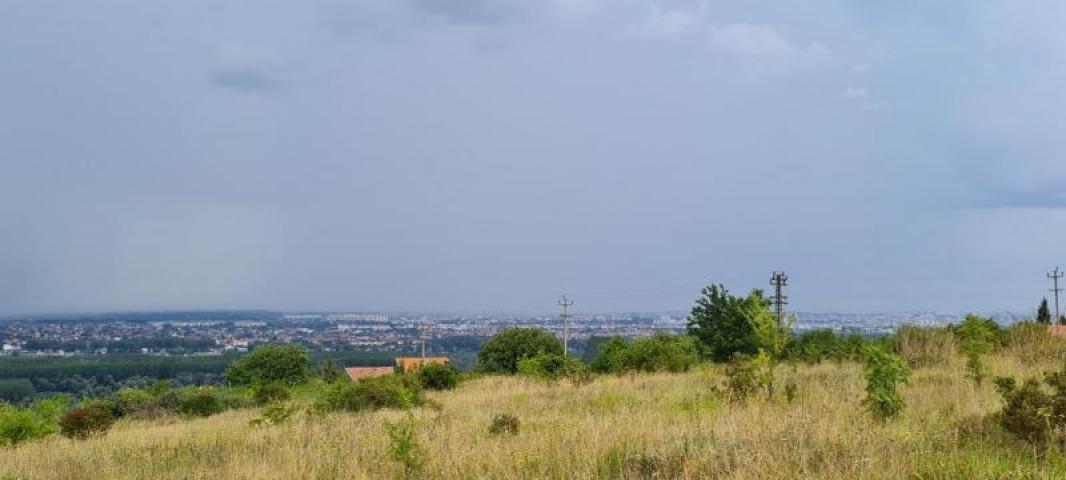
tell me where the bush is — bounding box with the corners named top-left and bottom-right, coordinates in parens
top-left (724, 352), bottom-right (772, 401)
top-left (477, 328), bottom-right (563, 374)
top-left (384, 415), bottom-right (424, 479)
top-left (0, 395), bottom-right (68, 447)
top-left (992, 364), bottom-right (1066, 451)
top-left (249, 402), bottom-right (297, 427)
top-left (786, 330), bottom-right (870, 363)
top-left (59, 404), bottom-right (115, 440)
top-left (489, 413), bottom-right (520, 435)
top-left (179, 391), bottom-right (224, 417)
top-left (517, 352), bottom-right (589, 382)
top-left (253, 381), bottom-right (292, 405)
top-left (415, 363), bottom-right (459, 391)
top-left (313, 376), bottom-right (423, 413)
top-left (863, 348), bottom-right (910, 420)
top-left (226, 344), bottom-right (311, 387)
top-left (590, 334), bottom-right (699, 374)
top-left (109, 388), bottom-right (154, 417)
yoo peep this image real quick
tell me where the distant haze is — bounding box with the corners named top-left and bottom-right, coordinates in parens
top-left (2, 1), bottom-right (1064, 315)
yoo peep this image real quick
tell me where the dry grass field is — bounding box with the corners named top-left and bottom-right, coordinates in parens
top-left (2, 355), bottom-right (1065, 480)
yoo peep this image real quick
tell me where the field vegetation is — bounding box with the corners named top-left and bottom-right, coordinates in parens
top-left (4, 287), bottom-right (1066, 478)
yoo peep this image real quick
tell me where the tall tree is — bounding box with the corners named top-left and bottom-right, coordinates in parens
top-left (687, 284), bottom-right (789, 362)
top-left (1038, 298), bottom-right (1052, 324)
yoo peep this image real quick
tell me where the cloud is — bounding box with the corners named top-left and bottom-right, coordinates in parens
top-left (706, 23), bottom-right (829, 69)
top-left (628, 2), bottom-right (706, 37)
top-left (209, 44), bottom-right (284, 93)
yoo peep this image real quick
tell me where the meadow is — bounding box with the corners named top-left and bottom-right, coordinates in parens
top-left (2, 349), bottom-right (1064, 480)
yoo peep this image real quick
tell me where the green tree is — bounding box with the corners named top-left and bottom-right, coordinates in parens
top-left (319, 357), bottom-right (343, 383)
top-left (863, 348), bottom-right (910, 420)
top-left (687, 284), bottom-right (790, 362)
top-left (1038, 298), bottom-right (1052, 324)
top-left (477, 328), bottom-right (563, 374)
top-left (225, 344), bottom-right (310, 387)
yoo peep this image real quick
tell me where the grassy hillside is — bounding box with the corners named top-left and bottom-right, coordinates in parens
top-left (3, 353), bottom-right (1065, 479)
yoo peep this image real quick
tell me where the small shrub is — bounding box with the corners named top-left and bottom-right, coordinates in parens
top-left (59, 404), bottom-right (115, 440)
top-left (416, 363), bottom-right (459, 391)
top-left (724, 352), bottom-right (772, 402)
top-left (994, 376), bottom-right (1056, 448)
top-left (249, 402), bottom-right (297, 427)
top-left (179, 392), bottom-right (224, 417)
top-left (109, 388), bottom-right (153, 418)
top-left (863, 348), bottom-right (910, 420)
top-left (488, 413), bottom-right (520, 435)
top-left (965, 352), bottom-right (987, 386)
top-left (784, 379), bottom-right (799, 404)
top-left (517, 352), bottom-right (589, 382)
top-left (384, 415), bottom-right (424, 479)
top-left (254, 381), bottom-right (292, 405)
top-left (313, 376), bottom-right (423, 413)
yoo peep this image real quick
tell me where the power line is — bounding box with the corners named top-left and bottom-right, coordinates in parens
top-left (1050, 267), bottom-right (1063, 321)
top-left (558, 295), bottom-right (574, 357)
top-left (770, 271), bottom-right (788, 322)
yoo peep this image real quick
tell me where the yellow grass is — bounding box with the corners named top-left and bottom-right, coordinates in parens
top-left (2, 356), bottom-right (1064, 479)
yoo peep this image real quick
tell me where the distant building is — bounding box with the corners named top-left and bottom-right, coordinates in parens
top-left (345, 366), bottom-right (396, 381)
top-left (395, 357), bottom-right (449, 373)
top-left (1049, 325), bottom-right (1066, 337)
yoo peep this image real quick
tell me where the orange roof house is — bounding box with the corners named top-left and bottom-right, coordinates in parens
top-left (345, 366), bottom-right (395, 381)
top-left (395, 357), bottom-right (449, 372)
top-left (1049, 325), bottom-right (1066, 337)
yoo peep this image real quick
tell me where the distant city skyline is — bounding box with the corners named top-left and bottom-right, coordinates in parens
top-left (3, 2), bottom-right (1066, 315)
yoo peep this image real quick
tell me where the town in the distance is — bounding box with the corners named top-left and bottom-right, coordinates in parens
top-left (0, 309), bottom-right (1028, 359)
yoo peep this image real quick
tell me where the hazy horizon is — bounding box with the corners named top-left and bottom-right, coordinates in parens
top-left (4, 1), bottom-right (1066, 315)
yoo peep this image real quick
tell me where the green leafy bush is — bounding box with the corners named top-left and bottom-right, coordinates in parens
top-left (0, 395), bottom-right (69, 447)
top-left (179, 391), bottom-right (224, 417)
top-left (517, 352), bottom-right (589, 382)
top-left (724, 352), bottom-right (772, 401)
top-left (863, 348), bottom-right (911, 420)
top-left (59, 404), bottom-right (115, 440)
top-left (253, 381), bottom-right (292, 405)
top-left (313, 376), bottom-right (423, 413)
top-left (384, 415), bottom-right (424, 479)
top-left (415, 363), bottom-right (459, 391)
top-left (786, 330), bottom-right (869, 363)
top-left (589, 334), bottom-right (698, 374)
top-left (226, 344), bottom-right (311, 387)
top-left (109, 388), bottom-right (154, 417)
top-left (488, 413), bottom-right (520, 435)
top-left (477, 328), bottom-right (563, 374)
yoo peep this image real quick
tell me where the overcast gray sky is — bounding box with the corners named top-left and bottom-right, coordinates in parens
top-left (2, 0), bottom-right (1065, 315)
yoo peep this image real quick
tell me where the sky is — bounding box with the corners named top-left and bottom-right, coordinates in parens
top-left (2, 0), bottom-right (1066, 315)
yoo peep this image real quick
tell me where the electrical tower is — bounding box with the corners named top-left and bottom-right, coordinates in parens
top-left (558, 296), bottom-right (574, 357)
top-left (769, 271), bottom-right (788, 322)
top-left (418, 321), bottom-right (431, 360)
top-left (1050, 267), bottom-right (1063, 321)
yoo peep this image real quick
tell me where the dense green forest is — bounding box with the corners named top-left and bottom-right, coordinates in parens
top-left (0, 351), bottom-right (405, 402)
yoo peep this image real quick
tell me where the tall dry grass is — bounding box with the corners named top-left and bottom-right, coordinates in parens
top-left (2, 350), bottom-right (1065, 479)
